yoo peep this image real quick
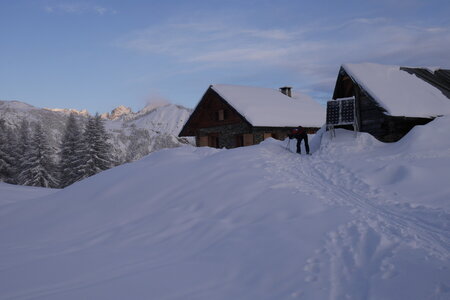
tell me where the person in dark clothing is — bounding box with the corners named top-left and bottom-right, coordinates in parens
top-left (288, 126), bottom-right (310, 154)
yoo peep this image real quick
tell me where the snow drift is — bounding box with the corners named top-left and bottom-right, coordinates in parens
top-left (0, 116), bottom-right (449, 299)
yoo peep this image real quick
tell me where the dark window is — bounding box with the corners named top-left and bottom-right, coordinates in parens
top-left (215, 109), bottom-right (228, 121)
top-left (217, 109), bottom-right (225, 121)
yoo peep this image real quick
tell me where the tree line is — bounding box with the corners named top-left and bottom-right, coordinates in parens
top-left (0, 114), bottom-right (114, 188)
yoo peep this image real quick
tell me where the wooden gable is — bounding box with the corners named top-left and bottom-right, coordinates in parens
top-left (179, 86), bottom-right (251, 136)
top-left (331, 66), bottom-right (433, 142)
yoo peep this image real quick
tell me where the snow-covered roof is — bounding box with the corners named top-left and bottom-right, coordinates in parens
top-left (211, 84), bottom-right (325, 127)
top-left (342, 63), bottom-right (450, 118)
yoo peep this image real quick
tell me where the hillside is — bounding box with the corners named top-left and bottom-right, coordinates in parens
top-left (0, 116), bottom-right (449, 299)
top-left (0, 100), bottom-right (193, 163)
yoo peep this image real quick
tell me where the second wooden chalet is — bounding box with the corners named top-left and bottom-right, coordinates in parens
top-left (179, 84), bottom-right (325, 148)
top-left (330, 63), bottom-right (450, 142)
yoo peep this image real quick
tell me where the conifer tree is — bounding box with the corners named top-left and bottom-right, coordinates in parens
top-left (0, 120), bottom-right (15, 182)
top-left (5, 126), bottom-right (19, 183)
top-left (92, 114), bottom-right (114, 170)
top-left (126, 125), bottom-right (150, 162)
top-left (60, 113), bottom-right (85, 187)
top-left (78, 114), bottom-right (113, 179)
top-left (13, 119), bottom-right (31, 184)
top-left (18, 123), bottom-right (58, 188)
top-left (17, 119), bottom-right (31, 159)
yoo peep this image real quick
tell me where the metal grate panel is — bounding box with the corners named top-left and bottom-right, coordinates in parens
top-left (341, 99), bottom-right (355, 124)
top-left (326, 97), bottom-right (355, 126)
top-left (326, 101), bottom-right (340, 125)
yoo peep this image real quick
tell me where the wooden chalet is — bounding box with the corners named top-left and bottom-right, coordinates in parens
top-left (179, 84), bottom-right (325, 148)
top-left (331, 63), bottom-right (450, 142)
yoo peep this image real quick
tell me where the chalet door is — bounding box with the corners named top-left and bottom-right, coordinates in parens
top-left (235, 135), bottom-right (244, 147)
top-left (198, 136), bottom-right (208, 147)
top-left (208, 135), bottom-right (219, 148)
top-left (243, 133), bottom-right (253, 146)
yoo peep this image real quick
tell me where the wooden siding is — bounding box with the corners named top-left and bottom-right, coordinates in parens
top-left (179, 87), bottom-right (250, 137)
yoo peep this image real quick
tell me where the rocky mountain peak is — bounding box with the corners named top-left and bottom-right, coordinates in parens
top-left (101, 105), bottom-right (133, 120)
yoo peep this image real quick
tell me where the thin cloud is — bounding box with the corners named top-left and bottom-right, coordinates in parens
top-left (117, 18), bottom-right (450, 66)
top-left (116, 22), bottom-right (301, 60)
top-left (44, 2), bottom-right (116, 15)
top-left (116, 18), bottom-right (450, 101)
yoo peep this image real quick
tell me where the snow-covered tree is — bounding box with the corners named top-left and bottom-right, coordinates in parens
top-left (11, 119), bottom-right (32, 184)
top-left (78, 114), bottom-right (113, 179)
top-left (125, 125), bottom-right (151, 162)
top-left (5, 126), bottom-right (20, 183)
top-left (0, 120), bottom-right (15, 182)
top-left (18, 123), bottom-right (59, 188)
top-left (59, 113), bottom-right (85, 188)
top-left (17, 119), bottom-right (31, 159)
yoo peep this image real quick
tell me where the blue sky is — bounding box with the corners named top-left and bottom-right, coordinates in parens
top-left (1, 0), bottom-right (449, 113)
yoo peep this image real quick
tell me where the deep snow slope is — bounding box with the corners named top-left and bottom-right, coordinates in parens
top-left (0, 183), bottom-right (57, 206)
top-left (0, 117), bottom-right (449, 300)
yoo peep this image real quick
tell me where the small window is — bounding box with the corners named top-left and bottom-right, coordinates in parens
top-left (218, 109), bottom-right (225, 121)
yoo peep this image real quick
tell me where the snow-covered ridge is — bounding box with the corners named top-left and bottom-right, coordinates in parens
top-left (45, 107), bottom-right (90, 116)
top-left (0, 100), bottom-right (36, 111)
top-left (0, 100), bottom-right (193, 162)
top-left (1, 115), bottom-right (449, 299)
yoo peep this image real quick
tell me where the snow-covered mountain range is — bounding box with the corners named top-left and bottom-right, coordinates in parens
top-left (0, 100), bottom-right (193, 162)
top-left (1, 116), bottom-right (449, 299)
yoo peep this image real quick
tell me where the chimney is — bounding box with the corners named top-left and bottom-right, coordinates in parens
top-left (279, 86), bottom-right (292, 97)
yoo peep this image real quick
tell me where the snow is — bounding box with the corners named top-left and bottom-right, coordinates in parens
top-left (126, 104), bottom-right (190, 135)
top-left (0, 100), bottom-right (35, 112)
top-left (0, 182), bottom-right (57, 206)
top-left (0, 100), bottom-right (193, 162)
top-left (343, 63), bottom-right (450, 118)
top-left (425, 66), bottom-right (442, 73)
top-left (45, 108), bottom-right (90, 116)
top-left (211, 84), bottom-right (325, 127)
top-left (102, 103), bottom-right (190, 136)
top-left (104, 103), bottom-right (193, 159)
top-left (1, 116), bottom-right (450, 299)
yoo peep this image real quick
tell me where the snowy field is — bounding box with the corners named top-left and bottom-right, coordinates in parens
top-left (1, 117), bottom-right (449, 299)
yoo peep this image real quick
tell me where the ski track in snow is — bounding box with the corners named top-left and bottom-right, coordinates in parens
top-left (259, 143), bottom-right (450, 299)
